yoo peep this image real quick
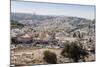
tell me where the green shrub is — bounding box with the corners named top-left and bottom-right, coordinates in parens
top-left (11, 20), bottom-right (24, 28)
top-left (61, 41), bottom-right (88, 62)
top-left (43, 50), bottom-right (57, 64)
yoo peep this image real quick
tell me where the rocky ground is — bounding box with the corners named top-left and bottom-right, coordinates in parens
top-left (10, 13), bottom-right (95, 66)
top-left (10, 46), bottom-right (95, 66)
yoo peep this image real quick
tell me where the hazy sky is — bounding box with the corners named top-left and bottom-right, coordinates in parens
top-left (11, 1), bottom-right (95, 20)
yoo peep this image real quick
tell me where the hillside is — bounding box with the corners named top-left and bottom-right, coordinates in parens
top-left (10, 13), bottom-right (95, 66)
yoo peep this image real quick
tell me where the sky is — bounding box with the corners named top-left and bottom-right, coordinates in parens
top-left (11, 1), bottom-right (95, 20)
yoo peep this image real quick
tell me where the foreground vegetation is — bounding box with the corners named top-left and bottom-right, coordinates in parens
top-left (61, 41), bottom-right (88, 62)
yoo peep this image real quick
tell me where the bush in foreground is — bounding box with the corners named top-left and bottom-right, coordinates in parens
top-left (43, 50), bottom-right (57, 64)
top-left (61, 41), bottom-right (88, 62)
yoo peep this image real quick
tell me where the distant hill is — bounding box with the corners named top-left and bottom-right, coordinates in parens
top-left (10, 13), bottom-right (95, 34)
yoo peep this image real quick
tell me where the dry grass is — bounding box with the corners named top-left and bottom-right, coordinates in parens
top-left (11, 46), bottom-right (95, 66)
